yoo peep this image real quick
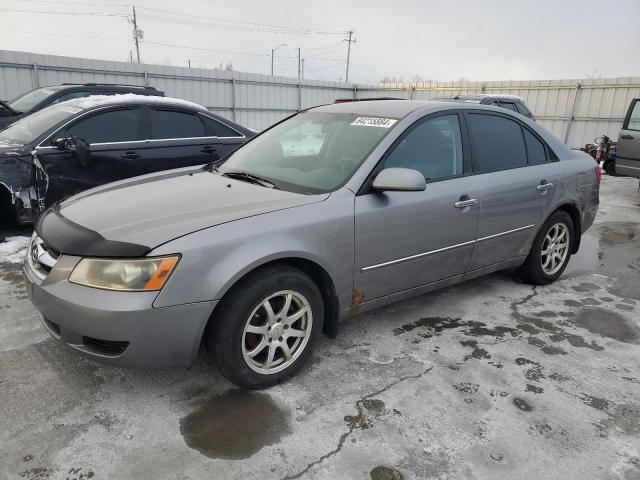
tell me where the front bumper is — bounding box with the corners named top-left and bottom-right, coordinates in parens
top-left (23, 255), bottom-right (216, 368)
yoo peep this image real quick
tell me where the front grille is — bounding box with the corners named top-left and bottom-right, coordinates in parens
top-left (28, 234), bottom-right (60, 279)
top-left (82, 336), bottom-right (129, 356)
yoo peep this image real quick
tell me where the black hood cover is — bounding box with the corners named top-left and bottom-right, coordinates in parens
top-left (36, 204), bottom-right (150, 258)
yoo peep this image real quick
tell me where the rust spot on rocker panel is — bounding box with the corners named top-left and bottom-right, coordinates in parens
top-left (349, 289), bottom-right (365, 317)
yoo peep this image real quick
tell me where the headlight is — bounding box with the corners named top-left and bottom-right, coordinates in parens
top-left (69, 256), bottom-right (180, 291)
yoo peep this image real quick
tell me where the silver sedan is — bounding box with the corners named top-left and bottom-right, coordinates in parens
top-left (24, 100), bottom-right (600, 389)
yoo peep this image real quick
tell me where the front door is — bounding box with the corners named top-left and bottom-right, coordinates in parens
top-left (36, 107), bottom-right (144, 206)
top-left (617, 99), bottom-right (640, 178)
top-left (354, 112), bottom-right (479, 300)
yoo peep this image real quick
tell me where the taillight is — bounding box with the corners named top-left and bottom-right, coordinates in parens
top-left (594, 165), bottom-right (602, 185)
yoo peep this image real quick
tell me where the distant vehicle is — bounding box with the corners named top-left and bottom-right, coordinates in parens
top-left (615, 98), bottom-right (640, 179)
top-left (25, 100), bottom-right (599, 389)
top-left (0, 83), bottom-right (164, 129)
top-left (435, 94), bottom-right (535, 119)
top-left (0, 94), bottom-right (253, 225)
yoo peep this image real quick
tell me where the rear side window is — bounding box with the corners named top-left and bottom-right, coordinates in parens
top-left (201, 115), bottom-right (241, 137)
top-left (627, 100), bottom-right (640, 131)
top-left (523, 128), bottom-right (547, 165)
top-left (499, 101), bottom-right (518, 112)
top-left (384, 114), bottom-right (464, 180)
top-left (66, 108), bottom-right (141, 144)
top-left (150, 110), bottom-right (205, 139)
top-left (515, 102), bottom-right (532, 117)
top-left (467, 113), bottom-right (527, 172)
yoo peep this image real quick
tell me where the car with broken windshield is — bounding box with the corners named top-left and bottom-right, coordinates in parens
top-left (0, 94), bottom-right (252, 225)
top-left (24, 100), bottom-right (600, 389)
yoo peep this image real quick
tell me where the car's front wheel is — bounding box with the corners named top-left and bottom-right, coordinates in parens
top-left (207, 265), bottom-right (323, 389)
top-left (517, 210), bottom-right (574, 285)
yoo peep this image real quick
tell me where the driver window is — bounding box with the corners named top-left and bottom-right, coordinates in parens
top-left (384, 115), bottom-right (464, 181)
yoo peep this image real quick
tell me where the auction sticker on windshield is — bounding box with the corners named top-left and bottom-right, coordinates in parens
top-left (351, 117), bottom-right (398, 128)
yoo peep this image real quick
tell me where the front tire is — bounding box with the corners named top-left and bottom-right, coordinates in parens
top-left (207, 265), bottom-right (324, 389)
top-left (517, 211), bottom-right (574, 285)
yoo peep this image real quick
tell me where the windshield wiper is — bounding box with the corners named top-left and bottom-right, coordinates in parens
top-left (221, 170), bottom-right (277, 189)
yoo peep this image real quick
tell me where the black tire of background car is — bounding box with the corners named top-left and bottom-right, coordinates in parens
top-left (0, 188), bottom-right (18, 226)
top-left (603, 159), bottom-right (617, 176)
top-left (517, 210), bottom-right (574, 285)
top-left (206, 265), bottom-right (324, 389)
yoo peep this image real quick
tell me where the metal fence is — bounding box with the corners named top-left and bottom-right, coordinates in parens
top-left (1, 50), bottom-right (639, 147)
top-left (364, 78), bottom-right (640, 148)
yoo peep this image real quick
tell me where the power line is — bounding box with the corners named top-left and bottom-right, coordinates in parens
top-left (13, 0), bottom-right (130, 7)
top-left (0, 28), bottom-right (127, 42)
top-left (1, 8), bottom-right (128, 17)
top-left (135, 5), bottom-right (344, 35)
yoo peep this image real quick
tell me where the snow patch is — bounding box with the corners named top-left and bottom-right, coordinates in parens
top-left (0, 236), bottom-right (30, 264)
top-left (61, 93), bottom-right (207, 112)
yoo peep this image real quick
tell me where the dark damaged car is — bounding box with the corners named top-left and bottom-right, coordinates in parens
top-left (0, 94), bottom-right (253, 225)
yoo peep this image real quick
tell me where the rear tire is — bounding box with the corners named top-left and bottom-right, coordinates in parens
top-left (517, 211), bottom-right (574, 285)
top-left (206, 265), bottom-right (324, 389)
top-left (0, 188), bottom-right (17, 227)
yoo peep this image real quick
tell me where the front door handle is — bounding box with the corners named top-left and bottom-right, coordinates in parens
top-left (121, 151), bottom-right (141, 160)
top-left (201, 145), bottom-right (218, 154)
top-left (454, 195), bottom-right (478, 209)
top-left (620, 134), bottom-right (634, 140)
top-left (536, 181), bottom-right (554, 192)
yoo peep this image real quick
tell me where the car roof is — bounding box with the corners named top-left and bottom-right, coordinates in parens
top-left (311, 99), bottom-right (455, 118)
top-left (60, 93), bottom-right (208, 112)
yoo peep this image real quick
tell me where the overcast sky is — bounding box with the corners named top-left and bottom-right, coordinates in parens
top-left (1, 0), bottom-right (639, 83)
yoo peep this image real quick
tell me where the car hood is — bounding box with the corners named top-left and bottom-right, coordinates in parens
top-left (40, 167), bottom-right (329, 255)
top-left (0, 141), bottom-right (30, 156)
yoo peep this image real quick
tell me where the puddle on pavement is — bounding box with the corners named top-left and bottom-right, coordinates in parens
top-left (566, 222), bottom-right (640, 300)
top-left (512, 397), bottom-right (533, 412)
top-left (570, 308), bottom-right (640, 344)
top-left (179, 389), bottom-right (291, 459)
top-left (370, 466), bottom-right (404, 480)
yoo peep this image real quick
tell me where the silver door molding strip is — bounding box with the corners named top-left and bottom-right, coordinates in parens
top-left (361, 224), bottom-right (535, 272)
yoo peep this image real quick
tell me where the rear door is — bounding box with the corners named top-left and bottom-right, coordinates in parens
top-left (616, 99), bottom-right (640, 178)
top-left (138, 108), bottom-right (245, 173)
top-left (36, 107), bottom-right (144, 205)
top-left (354, 112), bottom-right (480, 300)
top-left (464, 111), bottom-right (561, 270)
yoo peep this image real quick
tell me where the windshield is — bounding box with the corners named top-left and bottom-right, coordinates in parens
top-left (216, 111), bottom-right (396, 194)
top-left (8, 87), bottom-right (62, 113)
top-left (0, 103), bottom-right (83, 145)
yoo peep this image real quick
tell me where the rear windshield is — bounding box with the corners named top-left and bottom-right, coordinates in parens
top-left (0, 103), bottom-right (82, 145)
top-left (217, 111), bottom-right (397, 194)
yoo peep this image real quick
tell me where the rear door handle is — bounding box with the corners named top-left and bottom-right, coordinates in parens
top-left (620, 134), bottom-right (634, 140)
top-left (121, 151), bottom-right (141, 160)
top-left (454, 196), bottom-right (478, 209)
top-left (536, 181), bottom-right (554, 192)
top-left (201, 145), bottom-right (218, 154)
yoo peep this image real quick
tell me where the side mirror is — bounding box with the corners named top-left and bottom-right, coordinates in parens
top-left (54, 136), bottom-right (92, 166)
top-left (53, 137), bottom-right (68, 150)
top-left (371, 168), bottom-right (426, 192)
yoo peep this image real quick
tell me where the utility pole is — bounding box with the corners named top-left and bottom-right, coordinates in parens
top-left (344, 30), bottom-right (355, 83)
top-left (132, 6), bottom-right (141, 64)
top-left (297, 48), bottom-right (301, 80)
top-left (301, 58), bottom-right (304, 79)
